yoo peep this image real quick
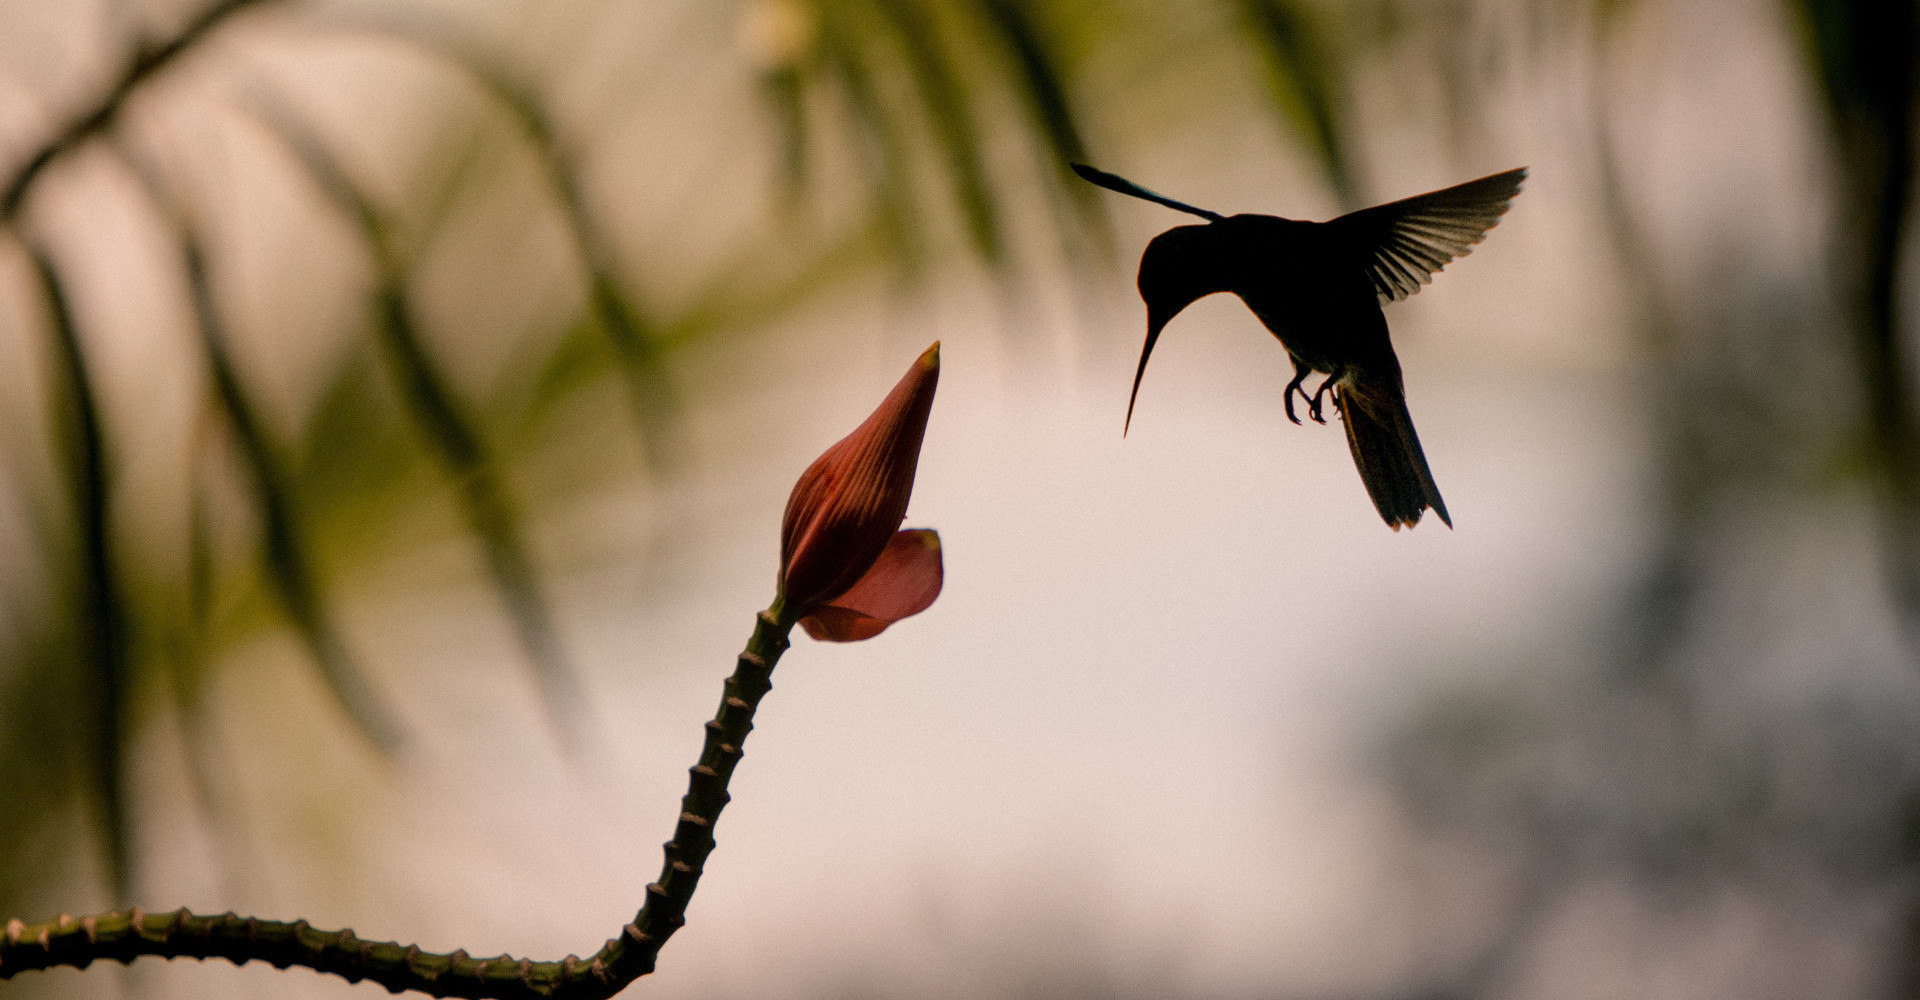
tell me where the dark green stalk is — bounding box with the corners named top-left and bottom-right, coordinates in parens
top-left (0, 609), bottom-right (795, 997)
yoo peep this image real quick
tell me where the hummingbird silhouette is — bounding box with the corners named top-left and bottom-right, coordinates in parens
top-left (1074, 163), bottom-right (1527, 530)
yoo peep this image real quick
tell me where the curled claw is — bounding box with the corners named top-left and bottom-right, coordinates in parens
top-left (1283, 362), bottom-right (1312, 426)
top-left (1308, 367), bottom-right (1345, 424)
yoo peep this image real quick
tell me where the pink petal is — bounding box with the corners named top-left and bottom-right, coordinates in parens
top-left (798, 605), bottom-right (891, 643)
top-left (798, 529), bottom-right (942, 642)
top-left (832, 529), bottom-right (944, 620)
top-left (778, 343), bottom-right (940, 612)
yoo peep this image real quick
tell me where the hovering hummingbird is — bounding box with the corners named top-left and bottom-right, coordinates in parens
top-left (1074, 163), bottom-right (1527, 530)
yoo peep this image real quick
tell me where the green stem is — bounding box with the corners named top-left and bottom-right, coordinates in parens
top-left (0, 609), bottom-right (795, 998)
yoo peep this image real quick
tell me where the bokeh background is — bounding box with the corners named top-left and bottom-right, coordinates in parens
top-left (1, 0), bottom-right (1917, 997)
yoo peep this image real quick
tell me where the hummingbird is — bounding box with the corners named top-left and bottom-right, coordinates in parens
top-left (1074, 163), bottom-right (1527, 530)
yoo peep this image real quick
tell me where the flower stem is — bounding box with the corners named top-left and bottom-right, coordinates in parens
top-left (0, 609), bottom-right (795, 998)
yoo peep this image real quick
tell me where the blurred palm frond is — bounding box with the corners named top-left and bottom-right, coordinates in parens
top-left (26, 243), bottom-right (133, 901)
top-left (120, 140), bottom-right (407, 753)
top-left (1234, 0), bottom-right (1360, 207)
top-left (242, 92), bottom-right (588, 743)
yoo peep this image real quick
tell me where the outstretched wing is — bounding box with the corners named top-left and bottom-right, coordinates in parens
top-left (1328, 167), bottom-right (1527, 302)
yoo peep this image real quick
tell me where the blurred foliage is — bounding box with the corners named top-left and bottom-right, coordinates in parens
top-left (0, 0), bottom-right (1917, 997)
top-left (1236, 0), bottom-right (1360, 207)
top-left (0, 0), bottom-right (1367, 922)
top-left (1370, 2), bottom-right (1920, 997)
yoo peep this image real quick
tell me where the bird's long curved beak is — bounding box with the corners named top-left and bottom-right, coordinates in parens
top-left (1125, 306), bottom-right (1176, 436)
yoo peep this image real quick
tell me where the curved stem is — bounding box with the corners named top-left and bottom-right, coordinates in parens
top-left (0, 609), bottom-right (795, 998)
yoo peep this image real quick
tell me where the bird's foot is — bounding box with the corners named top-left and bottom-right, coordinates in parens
top-left (1308, 368), bottom-right (1345, 424)
top-left (1284, 364), bottom-right (1312, 426)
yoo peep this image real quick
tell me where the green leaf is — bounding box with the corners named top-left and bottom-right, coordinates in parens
top-left (247, 96), bottom-right (589, 749)
top-left (29, 244), bottom-right (131, 901)
top-left (119, 141), bottom-right (406, 753)
top-left (970, 0), bottom-right (1113, 256)
top-left (1237, 0), bottom-right (1360, 209)
top-left (346, 23), bottom-right (683, 471)
top-left (818, 5), bottom-right (928, 275)
top-left (869, 0), bottom-right (1006, 264)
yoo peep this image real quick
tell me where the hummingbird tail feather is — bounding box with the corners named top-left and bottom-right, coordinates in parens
top-left (1334, 379), bottom-right (1450, 530)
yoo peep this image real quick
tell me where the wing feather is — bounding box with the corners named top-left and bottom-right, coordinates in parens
top-left (1330, 167), bottom-right (1527, 302)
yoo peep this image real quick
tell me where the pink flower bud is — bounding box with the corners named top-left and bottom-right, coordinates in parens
top-left (778, 343), bottom-right (943, 641)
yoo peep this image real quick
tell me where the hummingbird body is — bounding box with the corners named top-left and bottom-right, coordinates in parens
top-left (1214, 216), bottom-right (1394, 372)
top-left (1075, 164), bottom-right (1527, 530)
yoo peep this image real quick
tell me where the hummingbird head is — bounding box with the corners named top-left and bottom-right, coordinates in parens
top-left (1137, 223), bottom-right (1231, 332)
top-left (1127, 223), bottom-right (1230, 433)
